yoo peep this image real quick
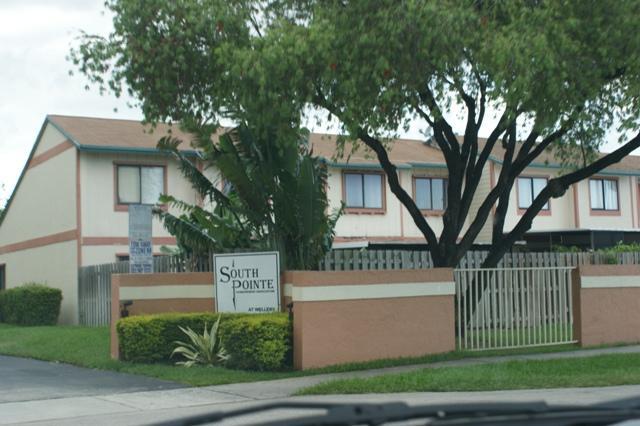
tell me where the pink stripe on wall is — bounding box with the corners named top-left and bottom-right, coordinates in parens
top-left (0, 229), bottom-right (78, 255)
top-left (28, 141), bottom-right (75, 170)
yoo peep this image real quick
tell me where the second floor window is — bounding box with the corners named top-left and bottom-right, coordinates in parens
top-left (414, 177), bottom-right (447, 211)
top-left (517, 177), bottom-right (549, 210)
top-left (344, 172), bottom-right (383, 209)
top-left (117, 165), bottom-right (164, 205)
top-left (590, 178), bottom-right (618, 211)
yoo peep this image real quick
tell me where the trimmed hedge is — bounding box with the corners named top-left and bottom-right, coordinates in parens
top-left (117, 312), bottom-right (292, 370)
top-left (0, 283), bottom-right (62, 325)
top-left (219, 314), bottom-right (292, 371)
top-left (117, 312), bottom-right (221, 363)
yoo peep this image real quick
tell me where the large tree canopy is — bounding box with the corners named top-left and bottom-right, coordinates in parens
top-left (72, 0), bottom-right (640, 267)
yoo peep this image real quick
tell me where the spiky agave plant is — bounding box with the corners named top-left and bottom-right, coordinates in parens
top-left (171, 315), bottom-right (228, 367)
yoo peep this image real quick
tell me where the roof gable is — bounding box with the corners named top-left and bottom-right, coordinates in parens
top-left (47, 115), bottom-right (199, 155)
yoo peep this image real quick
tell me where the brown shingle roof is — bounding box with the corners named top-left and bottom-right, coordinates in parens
top-left (47, 115), bottom-right (198, 153)
top-left (48, 115), bottom-right (640, 174)
top-left (309, 133), bottom-right (445, 167)
top-left (483, 138), bottom-right (640, 173)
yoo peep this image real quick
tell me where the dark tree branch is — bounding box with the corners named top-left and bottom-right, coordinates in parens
top-left (418, 88), bottom-right (460, 154)
top-left (456, 123), bottom-right (518, 258)
top-left (512, 123), bottom-right (573, 175)
top-left (474, 70), bottom-right (487, 128)
top-left (457, 108), bottom-right (514, 230)
top-left (491, 125), bottom-right (518, 245)
top-left (414, 104), bottom-right (453, 159)
top-left (313, 87), bottom-right (444, 264)
top-left (357, 130), bottom-right (444, 264)
top-left (483, 131), bottom-right (640, 267)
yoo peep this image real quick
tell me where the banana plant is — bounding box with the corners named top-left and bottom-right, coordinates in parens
top-left (157, 123), bottom-right (342, 270)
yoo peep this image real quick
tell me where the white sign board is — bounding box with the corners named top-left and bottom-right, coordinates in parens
top-left (129, 204), bottom-right (153, 274)
top-left (214, 251), bottom-right (280, 313)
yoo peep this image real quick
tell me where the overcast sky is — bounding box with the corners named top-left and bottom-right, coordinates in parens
top-left (0, 0), bottom-right (141, 204)
top-left (0, 1), bottom-right (630, 206)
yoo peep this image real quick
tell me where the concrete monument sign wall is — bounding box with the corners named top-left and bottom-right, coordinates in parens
top-left (214, 251), bottom-right (280, 313)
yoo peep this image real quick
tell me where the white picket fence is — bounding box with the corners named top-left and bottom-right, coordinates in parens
top-left (78, 255), bottom-right (213, 326)
top-left (78, 249), bottom-right (640, 327)
top-left (454, 267), bottom-right (576, 351)
top-left (319, 249), bottom-right (640, 270)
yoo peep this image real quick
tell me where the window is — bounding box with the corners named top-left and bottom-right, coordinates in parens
top-left (590, 178), bottom-right (618, 211)
top-left (0, 264), bottom-right (5, 291)
top-left (117, 165), bottom-right (165, 205)
top-left (344, 172), bottom-right (383, 209)
top-left (517, 177), bottom-right (549, 210)
top-left (414, 177), bottom-right (447, 211)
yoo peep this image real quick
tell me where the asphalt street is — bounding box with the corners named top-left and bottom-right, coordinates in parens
top-left (0, 355), bottom-right (182, 404)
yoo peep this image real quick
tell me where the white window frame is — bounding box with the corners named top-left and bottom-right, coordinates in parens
top-left (517, 176), bottom-right (549, 210)
top-left (589, 178), bottom-right (619, 211)
top-left (414, 177), bottom-right (448, 211)
top-left (116, 165), bottom-right (166, 206)
top-left (343, 171), bottom-right (385, 211)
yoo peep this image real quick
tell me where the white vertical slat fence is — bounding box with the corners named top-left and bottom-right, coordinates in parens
top-left (454, 267), bottom-right (576, 351)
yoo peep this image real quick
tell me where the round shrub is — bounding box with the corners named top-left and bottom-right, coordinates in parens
top-left (0, 283), bottom-right (62, 325)
top-left (219, 314), bottom-right (292, 371)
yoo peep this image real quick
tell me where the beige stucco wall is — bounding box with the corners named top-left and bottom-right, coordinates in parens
top-left (463, 162), bottom-right (494, 244)
top-left (329, 166), bottom-right (458, 241)
top-left (328, 160), bottom-right (640, 244)
top-left (0, 240), bottom-right (78, 324)
top-left (79, 152), bottom-right (201, 253)
top-left (574, 175), bottom-right (636, 230)
top-left (33, 122), bottom-right (68, 155)
top-left (328, 166), bottom-right (401, 238)
top-left (400, 168), bottom-right (446, 239)
top-left (496, 164), bottom-right (575, 233)
top-left (82, 244), bottom-right (175, 266)
top-left (0, 146), bottom-right (77, 245)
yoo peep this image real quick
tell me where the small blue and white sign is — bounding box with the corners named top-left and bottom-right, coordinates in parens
top-left (129, 204), bottom-right (153, 274)
top-left (214, 251), bottom-right (280, 313)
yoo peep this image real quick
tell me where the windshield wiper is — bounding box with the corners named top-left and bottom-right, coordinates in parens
top-left (149, 394), bottom-right (640, 426)
top-left (150, 400), bottom-right (605, 426)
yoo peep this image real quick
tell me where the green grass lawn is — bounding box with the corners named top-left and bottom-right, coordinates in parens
top-left (0, 323), bottom-right (616, 387)
top-left (297, 353), bottom-right (640, 395)
top-left (0, 323), bottom-right (295, 386)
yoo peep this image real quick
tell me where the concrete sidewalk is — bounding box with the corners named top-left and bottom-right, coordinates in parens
top-left (4, 344), bottom-right (640, 425)
top-left (12, 385), bottom-right (640, 426)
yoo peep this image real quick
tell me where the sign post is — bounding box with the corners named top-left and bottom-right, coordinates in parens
top-left (214, 251), bottom-right (280, 313)
top-left (129, 204), bottom-right (153, 274)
